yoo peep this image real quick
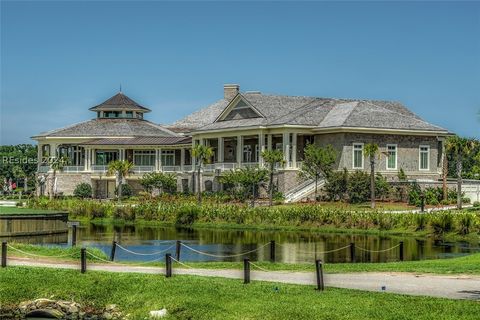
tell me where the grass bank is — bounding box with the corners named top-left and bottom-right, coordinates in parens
top-left (1, 267), bottom-right (479, 320)
top-left (0, 206), bottom-right (63, 215)
top-left (26, 197), bottom-right (480, 238)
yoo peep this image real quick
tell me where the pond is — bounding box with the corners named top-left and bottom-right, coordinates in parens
top-left (8, 222), bottom-right (480, 264)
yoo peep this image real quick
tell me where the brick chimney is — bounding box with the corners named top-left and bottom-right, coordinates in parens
top-left (224, 84), bottom-right (240, 101)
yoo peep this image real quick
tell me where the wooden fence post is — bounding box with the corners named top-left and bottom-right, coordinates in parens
top-left (1, 241), bottom-right (7, 268)
top-left (399, 241), bottom-right (404, 262)
top-left (71, 224), bottom-right (77, 247)
top-left (110, 241), bottom-right (117, 261)
top-left (175, 240), bottom-right (181, 261)
top-left (80, 248), bottom-right (86, 273)
top-left (270, 240), bottom-right (276, 263)
top-left (350, 242), bottom-right (356, 263)
top-left (165, 253), bottom-right (172, 278)
top-left (243, 258), bottom-right (250, 284)
top-left (315, 259), bottom-right (324, 291)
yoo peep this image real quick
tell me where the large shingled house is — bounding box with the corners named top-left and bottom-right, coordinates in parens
top-left (33, 84), bottom-right (449, 200)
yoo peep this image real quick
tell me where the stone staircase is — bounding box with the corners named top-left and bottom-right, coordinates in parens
top-left (284, 179), bottom-right (325, 203)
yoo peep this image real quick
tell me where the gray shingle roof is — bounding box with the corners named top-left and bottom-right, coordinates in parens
top-left (81, 136), bottom-right (191, 146)
top-left (89, 92), bottom-right (151, 112)
top-left (33, 119), bottom-right (179, 138)
top-left (172, 92), bottom-right (447, 133)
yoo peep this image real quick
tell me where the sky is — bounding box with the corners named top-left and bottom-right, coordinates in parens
top-left (1, 1), bottom-right (479, 145)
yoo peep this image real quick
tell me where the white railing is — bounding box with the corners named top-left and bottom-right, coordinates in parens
top-left (285, 179), bottom-right (325, 203)
top-left (63, 166), bottom-right (84, 173)
top-left (182, 165), bottom-right (193, 172)
top-left (242, 162), bottom-right (260, 168)
top-left (162, 165), bottom-right (181, 172)
top-left (132, 166), bottom-right (155, 174)
top-left (91, 165), bottom-right (108, 173)
top-left (38, 166), bottom-right (50, 173)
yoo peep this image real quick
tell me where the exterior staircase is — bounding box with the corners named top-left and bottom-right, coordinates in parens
top-left (284, 179), bottom-right (325, 203)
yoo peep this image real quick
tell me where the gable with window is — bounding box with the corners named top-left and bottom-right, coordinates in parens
top-left (386, 144), bottom-right (397, 170)
top-left (352, 143), bottom-right (364, 169)
top-left (218, 96), bottom-right (264, 121)
top-left (419, 145), bottom-right (430, 170)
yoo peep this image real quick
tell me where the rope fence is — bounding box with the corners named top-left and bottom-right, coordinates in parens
top-left (180, 242), bottom-right (270, 259)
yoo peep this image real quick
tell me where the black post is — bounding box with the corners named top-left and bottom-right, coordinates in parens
top-left (80, 248), bottom-right (86, 273)
top-left (350, 242), bottom-right (356, 263)
top-left (71, 224), bottom-right (77, 247)
top-left (399, 241), bottom-right (404, 262)
top-left (165, 253), bottom-right (172, 278)
top-left (315, 259), bottom-right (324, 291)
top-left (175, 240), bottom-right (181, 261)
top-left (243, 258), bottom-right (250, 284)
top-left (110, 241), bottom-right (117, 261)
top-left (420, 193), bottom-right (425, 213)
top-left (1, 241), bottom-right (7, 268)
top-left (270, 240), bottom-right (276, 263)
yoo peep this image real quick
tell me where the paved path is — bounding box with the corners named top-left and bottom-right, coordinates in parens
top-left (7, 257), bottom-right (480, 301)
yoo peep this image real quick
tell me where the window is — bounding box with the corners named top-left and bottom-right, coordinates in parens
top-left (353, 143), bottom-right (364, 169)
top-left (419, 145), bottom-right (430, 170)
top-left (104, 111), bottom-right (120, 118)
top-left (95, 150), bottom-right (118, 165)
top-left (41, 145), bottom-right (50, 163)
top-left (133, 150), bottom-right (155, 166)
top-left (161, 150), bottom-right (175, 166)
top-left (125, 111), bottom-right (133, 118)
top-left (386, 144), bottom-right (397, 170)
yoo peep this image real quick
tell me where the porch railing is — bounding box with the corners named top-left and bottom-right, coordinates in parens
top-left (162, 165), bottom-right (182, 172)
top-left (38, 166), bottom-right (50, 173)
top-left (63, 166), bottom-right (84, 173)
top-left (132, 166), bottom-right (155, 174)
top-left (91, 165), bottom-right (108, 173)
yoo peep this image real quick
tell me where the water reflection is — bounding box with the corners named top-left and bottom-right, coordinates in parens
top-left (10, 222), bottom-right (480, 263)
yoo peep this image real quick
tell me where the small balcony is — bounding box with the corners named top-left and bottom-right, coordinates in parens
top-left (63, 166), bottom-right (85, 173)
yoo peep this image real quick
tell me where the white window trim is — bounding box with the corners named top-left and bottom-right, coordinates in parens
top-left (419, 145), bottom-right (430, 171)
top-left (386, 144), bottom-right (397, 171)
top-left (352, 143), bottom-right (364, 169)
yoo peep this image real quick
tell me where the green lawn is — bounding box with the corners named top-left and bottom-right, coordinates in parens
top-left (0, 206), bottom-right (63, 215)
top-left (1, 267), bottom-right (479, 320)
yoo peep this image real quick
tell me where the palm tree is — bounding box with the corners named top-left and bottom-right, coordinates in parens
top-left (47, 156), bottom-right (69, 200)
top-left (192, 144), bottom-right (214, 204)
top-left (261, 149), bottom-right (284, 206)
top-left (107, 160), bottom-right (134, 202)
top-left (445, 136), bottom-right (477, 209)
top-left (364, 143), bottom-right (379, 209)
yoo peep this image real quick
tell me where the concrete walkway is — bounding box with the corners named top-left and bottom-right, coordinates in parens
top-left (6, 257), bottom-right (480, 301)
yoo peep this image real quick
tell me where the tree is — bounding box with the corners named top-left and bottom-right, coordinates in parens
top-left (220, 167), bottom-right (268, 206)
top-left (299, 144), bottom-right (337, 201)
top-left (0, 144), bottom-right (38, 192)
top-left (191, 144), bottom-right (214, 205)
top-left (445, 136), bottom-right (478, 209)
top-left (107, 160), bottom-right (134, 202)
top-left (12, 166), bottom-right (27, 193)
top-left (47, 156), bottom-right (69, 200)
top-left (140, 172), bottom-right (177, 197)
top-left (364, 143), bottom-right (379, 209)
top-left (261, 149), bottom-right (284, 206)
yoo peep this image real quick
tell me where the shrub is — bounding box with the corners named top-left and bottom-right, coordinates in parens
top-left (457, 213), bottom-right (475, 235)
top-left (324, 168), bottom-right (348, 201)
top-left (375, 173), bottom-right (391, 201)
top-left (175, 206), bottom-right (199, 225)
top-left (114, 184), bottom-right (133, 198)
top-left (414, 214), bottom-right (427, 231)
top-left (407, 183), bottom-right (421, 206)
top-left (430, 212), bottom-right (454, 234)
top-left (347, 171), bottom-right (370, 203)
top-left (73, 183), bottom-right (93, 198)
top-left (473, 201), bottom-right (480, 208)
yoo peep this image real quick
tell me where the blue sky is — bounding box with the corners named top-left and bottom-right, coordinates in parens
top-left (1, 1), bottom-right (479, 144)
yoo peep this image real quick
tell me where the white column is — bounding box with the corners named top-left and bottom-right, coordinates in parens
top-left (258, 132), bottom-right (265, 166)
top-left (292, 133), bottom-right (297, 168)
top-left (37, 144), bottom-right (42, 170)
top-left (218, 137), bottom-right (224, 163)
top-left (283, 132), bottom-right (290, 168)
top-left (119, 149), bottom-right (125, 161)
top-left (84, 148), bottom-right (89, 171)
top-left (180, 148), bottom-right (185, 171)
top-left (158, 148), bottom-right (163, 171)
top-left (267, 134), bottom-right (272, 151)
top-left (237, 135), bottom-right (243, 166)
